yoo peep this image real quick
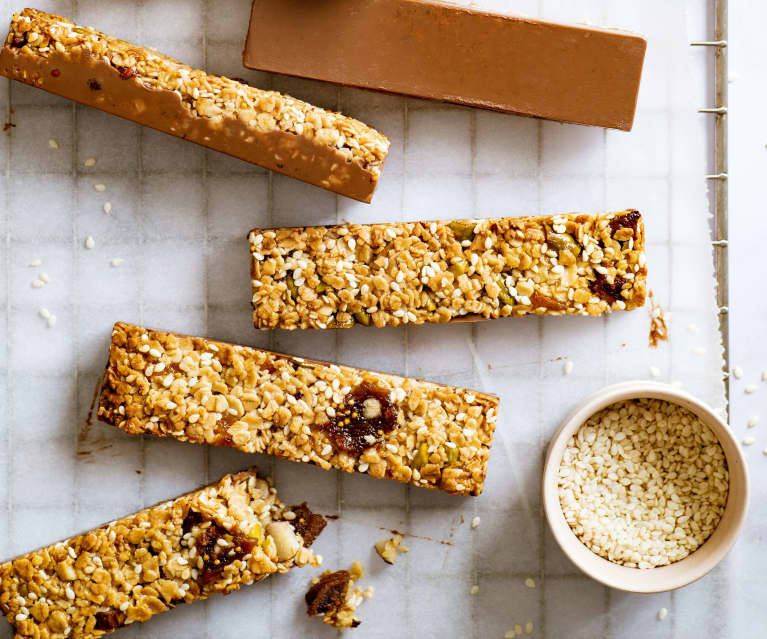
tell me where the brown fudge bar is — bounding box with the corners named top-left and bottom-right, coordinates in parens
top-left (244, 0), bottom-right (646, 130)
top-left (98, 323), bottom-right (499, 496)
top-left (1, 9), bottom-right (389, 202)
top-left (0, 469), bottom-right (325, 638)
top-left (249, 210), bottom-right (647, 330)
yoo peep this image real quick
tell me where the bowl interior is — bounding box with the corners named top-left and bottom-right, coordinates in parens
top-left (542, 381), bottom-right (749, 593)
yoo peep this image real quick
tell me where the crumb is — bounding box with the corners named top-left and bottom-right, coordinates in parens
top-left (471, 516), bottom-right (481, 529)
top-left (657, 607), bottom-right (668, 621)
top-left (743, 437), bottom-right (755, 446)
top-left (648, 291), bottom-right (668, 348)
top-left (104, 201), bottom-right (112, 214)
top-left (374, 534), bottom-right (408, 565)
top-left (84, 235), bottom-right (96, 249)
top-left (745, 384), bottom-right (757, 394)
top-left (469, 584), bottom-right (479, 595)
top-left (111, 258), bottom-right (124, 267)
top-left (524, 577), bottom-right (536, 589)
top-left (525, 621), bottom-right (533, 634)
top-left (748, 416), bottom-right (759, 428)
top-left (649, 366), bottom-right (661, 378)
top-left (48, 138), bottom-right (59, 149)
top-left (3, 120), bottom-right (16, 133)
top-left (93, 183), bottom-right (106, 192)
top-left (733, 366), bottom-right (744, 379)
top-left (563, 360), bottom-right (574, 375)
top-left (84, 157), bottom-right (96, 167)
top-left (305, 561), bottom-right (369, 629)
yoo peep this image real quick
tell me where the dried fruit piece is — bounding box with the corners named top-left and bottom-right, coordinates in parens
top-left (192, 515), bottom-right (258, 585)
top-left (608, 210), bottom-right (640, 236)
top-left (305, 562), bottom-right (369, 629)
top-left (448, 220), bottom-right (476, 243)
top-left (589, 273), bottom-right (627, 304)
top-left (413, 442), bottom-right (429, 468)
top-left (530, 291), bottom-right (566, 311)
top-left (322, 382), bottom-right (398, 455)
top-left (497, 277), bottom-right (514, 306)
top-left (94, 610), bottom-right (125, 631)
top-left (353, 310), bottom-right (371, 326)
top-left (445, 445), bottom-right (459, 465)
top-left (449, 259), bottom-right (468, 277)
top-left (286, 275), bottom-right (298, 299)
top-left (117, 65), bottom-right (136, 79)
top-left (374, 534), bottom-right (409, 565)
top-left (289, 503), bottom-right (327, 547)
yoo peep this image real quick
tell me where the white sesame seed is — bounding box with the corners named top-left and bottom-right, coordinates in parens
top-left (28, 258), bottom-right (41, 267)
top-left (688, 323), bottom-right (698, 334)
top-left (39, 271), bottom-right (49, 283)
top-left (39, 308), bottom-right (51, 319)
top-left (103, 201), bottom-right (112, 214)
top-left (48, 138), bottom-right (59, 149)
top-left (649, 366), bottom-right (661, 378)
top-left (93, 183), bottom-right (106, 192)
top-left (149, 348), bottom-right (161, 358)
top-left (471, 516), bottom-right (481, 529)
top-left (47, 315), bottom-right (57, 328)
top-left (84, 157), bottom-right (96, 167)
top-left (745, 384), bottom-right (757, 394)
top-left (657, 607), bottom-right (668, 621)
top-left (743, 437), bottom-right (755, 446)
top-left (31, 279), bottom-right (44, 288)
top-left (111, 258), bottom-right (124, 267)
top-left (762, 369), bottom-right (767, 382)
top-left (748, 416), bottom-right (760, 428)
top-left (563, 360), bottom-right (574, 375)
top-left (15, 613), bottom-right (27, 622)
top-left (504, 631), bottom-right (515, 639)
top-left (693, 346), bottom-right (706, 356)
top-left (469, 585), bottom-right (479, 595)
top-left (357, 462), bottom-right (369, 473)
top-left (733, 366), bottom-right (744, 379)
top-left (119, 601), bottom-right (130, 612)
top-left (525, 621), bottom-right (533, 634)
top-left (84, 235), bottom-right (95, 249)
top-left (524, 577), bottom-right (536, 589)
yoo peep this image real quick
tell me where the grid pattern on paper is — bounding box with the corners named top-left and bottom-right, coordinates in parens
top-left (0, 1), bottom-right (729, 638)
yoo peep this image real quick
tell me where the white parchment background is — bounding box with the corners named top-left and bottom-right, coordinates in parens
top-left (0, 1), bottom-right (732, 637)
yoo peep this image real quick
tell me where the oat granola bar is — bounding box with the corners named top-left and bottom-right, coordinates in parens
top-left (249, 210), bottom-right (646, 329)
top-left (0, 469), bottom-right (325, 638)
top-left (0, 9), bottom-right (389, 202)
top-left (98, 322), bottom-right (499, 496)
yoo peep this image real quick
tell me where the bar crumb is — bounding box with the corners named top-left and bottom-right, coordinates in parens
top-left (305, 561), bottom-right (370, 630)
top-left (648, 290), bottom-right (668, 348)
top-left (374, 534), bottom-right (409, 565)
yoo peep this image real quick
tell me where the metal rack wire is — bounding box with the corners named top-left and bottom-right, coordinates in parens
top-left (692, 0), bottom-right (729, 415)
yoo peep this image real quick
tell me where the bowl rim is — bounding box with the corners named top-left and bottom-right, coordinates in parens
top-left (542, 381), bottom-right (750, 593)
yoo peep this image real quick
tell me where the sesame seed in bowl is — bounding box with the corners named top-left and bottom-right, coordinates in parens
top-left (543, 382), bottom-right (749, 593)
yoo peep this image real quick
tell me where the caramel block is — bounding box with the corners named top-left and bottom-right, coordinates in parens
top-left (244, 0), bottom-right (646, 130)
top-left (0, 470), bottom-right (324, 639)
top-left (1, 9), bottom-right (389, 202)
top-left (249, 211), bottom-right (647, 330)
top-left (98, 323), bottom-right (499, 496)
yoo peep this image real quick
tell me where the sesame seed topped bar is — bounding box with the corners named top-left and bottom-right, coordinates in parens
top-left (249, 210), bottom-right (646, 329)
top-left (0, 8), bottom-right (390, 202)
top-left (98, 323), bottom-right (499, 496)
top-left (0, 469), bottom-right (325, 639)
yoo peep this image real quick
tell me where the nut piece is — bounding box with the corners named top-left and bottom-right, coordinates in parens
top-left (362, 397), bottom-right (382, 420)
top-left (266, 521), bottom-right (301, 561)
top-left (373, 534), bottom-right (409, 565)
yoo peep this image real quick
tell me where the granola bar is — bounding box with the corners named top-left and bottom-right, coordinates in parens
top-left (0, 469), bottom-right (325, 638)
top-left (0, 9), bottom-right (389, 202)
top-left (249, 210), bottom-right (646, 329)
top-left (98, 322), bottom-right (499, 496)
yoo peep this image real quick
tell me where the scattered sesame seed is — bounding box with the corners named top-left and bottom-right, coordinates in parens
top-left (504, 631), bottom-right (515, 639)
top-left (563, 360), bottom-right (574, 375)
top-left (657, 607), bottom-right (668, 621)
top-left (471, 516), bottom-right (481, 529)
top-left (469, 585), bottom-right (479, 595)
top-left (39, 271), bottom-right (49, 283)
top-left (693, 346), bottom-right (706, 356)
top-left (84, 157), bottom-right (96, 167)
top-left (733, 366), bottom-right (744, 379)
top-left (39, 308), bottom-right (50, 319)
top-left (28, 258), bottom-right (41, 267)
top-left (514, 624), bottom-right (523, 636)
top-left (31, 279), bottom-right (45, 288)
top-left (748, 416), bottom-right (760, 428)
top-left (524, 577), bottom-right (536, 589)
top-left (93, 183), bottom-right (106, 192)
top-left (763, 448), bottom-right (767, 456)
top-left (762, 370), bottom-right (767, 382)
top-left (103, 201), bottom-right (112, 214)
top-left (525, 621), bottom-right (533, 634)
top-left (649, 366), bottom-right (661, 378)
top-left (671, 380), bottom-right (683, 389)
top-left (111, 258), bottom-right (124, 267)
top-left (48, 138), bottom-right (59, 149)
top-left (743, 437), bottom-right (755, 446)
top-left (84, 235), bottom-right (95, 249)
top-left (47, 314), bottom-right (57, 329)
top-left (688, 323), bottom-right (698, 333)
top-left (745, 384), bottom-right (757, 394)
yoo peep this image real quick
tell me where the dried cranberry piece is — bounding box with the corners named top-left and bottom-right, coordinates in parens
top-left (94, 610), bottom-right (125, 631)
top-left (87, 79), bottom-right (101, 91)
top-left (289, 503), bottom-right (326, 547)
top-left (117, 66), bottom-right (136, 80)
top-left (51, 69), bottom-right (61, 78)
top-left (305, 570), bottom-right (350, 616)
top-left (10, 34), bottom-right (26, 48)
top-left (181, 509), bottom-right (204, 534)
top-left (608, 210), bottom-right (641, 236)
top-left (589, 272), bottom-right (627, 304)
top-left (322, 382), bottom-right (398, 455)
top-left (194, 517), bottom-right (257, 585)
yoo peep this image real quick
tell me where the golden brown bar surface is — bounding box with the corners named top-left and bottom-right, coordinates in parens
top-left (249, 210), bottom-right (646, 330)
top-left (0, 470), bottom-right (324, 638)
top-left (98, 323), bottom-right (499, 496)
top-left (0, 8), bottom-right (389, 202)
